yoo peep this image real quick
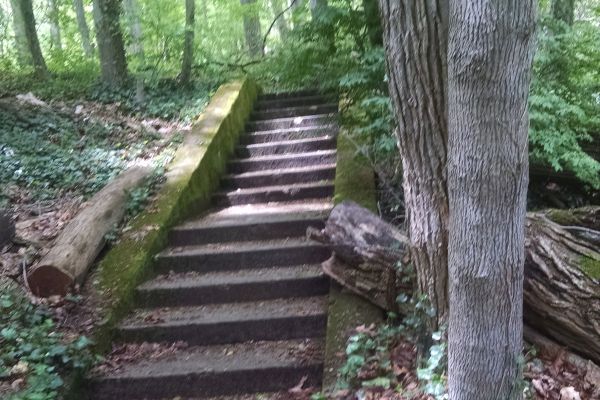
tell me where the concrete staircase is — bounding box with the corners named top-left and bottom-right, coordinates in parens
top-left (89, 90), bottom-right (339, 399)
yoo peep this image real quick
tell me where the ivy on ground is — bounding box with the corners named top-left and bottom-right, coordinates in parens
top-left (0, 289), bottom-right (97, 400)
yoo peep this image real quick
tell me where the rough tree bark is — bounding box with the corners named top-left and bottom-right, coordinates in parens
top-left (310, 201), bottom-right (600, 365)
top-left (179, 0), bottom-right (195, 86)
top-left (446, 2), bottom-right (537, 398)
top-left (552, 0), bottom-right (575, 26)
top-left (93, 0), bottom-right (128, 86)
top-left (27, 167), bottom-right (151, 298)
top-left (240, 0), bottom-right (262, 58)
top-left (15, 0), bottom-right (48, 77)
top-left (9, 0), bottom-right (30, 66)
top-left (378, 0), bottom-right (450, 329)
top-left (47, 0), bottom-right (62, 51)
top-left (73, 0), bottom-right (93, 57)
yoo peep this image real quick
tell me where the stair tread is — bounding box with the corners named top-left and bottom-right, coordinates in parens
top-left (176, 206), bottom-right (329, 231)
top-left (239, 136), bottom-right (334, 149)
top-left (246, 124), bottom-right (338, 136)
top-left (199, 201), bottom-right (333, 221)
top-left (140, 264), bottom-right (325, 291)
top-left (216, 181), bottom-right (334, 196)
top-left (160, 237), bottom-right (323, 257)
top-left (92, 338), bottom-right (324, 380)
top-left (248, 113), bottom-right (335, 124)
top-left (121, 296), bottom-right (327, 329)
top-left (231, 149), bottom-right (336, 163)
top-left (226, 163), bottom-right (336, 180)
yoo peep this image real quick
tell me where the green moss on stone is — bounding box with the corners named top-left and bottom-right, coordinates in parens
top-left (545, 209), bottom-right (580, 226)
top-left (334, 131), bottom-right (377, 212)
top-left (322, 126), bottom-right (383, 391)
top-left (580, 255), bottom-right (600, 280)
top-left (90, 77), bottom-right (258, 353)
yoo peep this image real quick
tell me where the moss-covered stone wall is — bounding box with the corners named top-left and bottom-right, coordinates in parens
top-left (90, 78), bottom-right (258, 352)
top-left (323, 128), bottom-right (384, 390)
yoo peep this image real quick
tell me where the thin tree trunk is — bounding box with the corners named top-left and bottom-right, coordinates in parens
top-left (9, 0), bottom-right (31, 66)
top-left (378, 0), bottom-right (450, 330)
top-left (363, 0), bottom-right (382, 46)
top-left (270, 0), bottom-right (288, 38)
top-left (447, 1), bottom-right (537, 399)
top-left (552, 0), bottom-right (575, 26)
top-left (73, 0), bottom-right (93, 56)
top-left (309, 0), bottom-right (327, 19)
top-left (93, 0), bottom-right (128, 86)
top-left (123, 0), bottom-right (144, 63)
top-left (47, 0), bottom-right (62, 51)
top-left (180, 0), bottom-right (195, 85)
top-left (123, 0), bottom-right (144, 101)
top-left (18, 0), bottom-right (48, 77)
top-left (240, 0), bottom-right (263, 58)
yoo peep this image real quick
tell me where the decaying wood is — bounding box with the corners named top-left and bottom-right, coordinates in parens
top-left (523, 212), bottom-right (600, 363)
top-left (310, 201), bottom-right (600, 364)
top-left (27, 166), bottom-right (152, 297)
top-left (307, 201), bottom-right (410, 310)
top-left (0, 209), bottom-right (15, 246)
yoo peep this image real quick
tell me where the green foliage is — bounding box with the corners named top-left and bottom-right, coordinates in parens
top-left (0, 289), bottom-right (96, 400)
top-left (0, 103), bottom-right (128, 201)
top-left (530, 17), bottom-right (600, 189)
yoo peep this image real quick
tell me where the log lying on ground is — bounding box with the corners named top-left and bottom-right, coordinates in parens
top-left (27, 167), bottom-right (152, 297)
top-left (309, 201), bottom-right (600, 364)
top-left (0, 209), bottom-right (15, 246)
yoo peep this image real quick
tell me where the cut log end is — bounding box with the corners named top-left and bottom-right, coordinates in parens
top-left (27, 264), bottom-right (74, 297)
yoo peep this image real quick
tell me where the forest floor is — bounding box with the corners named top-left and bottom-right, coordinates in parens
top-left (1, 85), bottom-right (599, 400)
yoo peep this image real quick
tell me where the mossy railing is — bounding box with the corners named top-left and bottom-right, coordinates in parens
top-left (323, 128), bottom-right (385, 390)
top-left (89, 77), bottom-right (258, 353)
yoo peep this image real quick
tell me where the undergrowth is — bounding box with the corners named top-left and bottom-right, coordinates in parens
top-left (0, 289), bottom-right (97, 400)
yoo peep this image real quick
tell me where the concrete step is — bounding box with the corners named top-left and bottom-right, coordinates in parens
top-left (240, 125), bottom-right (338, 144)
top-left (222, 164), bottom-right (337, 190)
top-left (229, 150), bottom-right (337, 173)
top-left (170, 209), bottom-right (328, 246)
top-left (118, 297), bottom-right (328, 345)
top-left (137, 265), bottom-right (329, 307)
top-left (252, 104), bottom-right (338, 120)
top-left (213, 181), bottom-right (335, 207)
top-left (155, 238), bottom-right (331, 274)
top-left (236, 136), bottom-right (336, 158)
top-left (247, 114), bottom-right (336, 132)
top-left (255, 95), bottom-right (331, 110)
top-left (88, 339), bottom-right (324, 399)
top-left (258, 89), bottom-right (320, 100)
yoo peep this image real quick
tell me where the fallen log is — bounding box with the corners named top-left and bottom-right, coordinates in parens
top-left (27, 166), bottom-right (152, 297)
top-left (309, 201), bottom-right (600, 364)
top-left (0, 209), bottom-right (15, 246)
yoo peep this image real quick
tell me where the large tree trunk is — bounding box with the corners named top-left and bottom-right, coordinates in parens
top-left (9, 0), bottom-right (30, 66)
top-left (240, 0), bottom-right (263, 58)
top-left (179, 0), bottom-right (195, 86)
top-left (446, 1), bottom-right (537, 398)
top-left (93, 0), bottom-right (128, 86)
top-left (27, 167), bottom-right (151, 298)
top-left (378, 0), bottom-right (450, 329)
top-left (16, 0), bottom-right (48, 77)
top-left (310, 201), bottom-right (600, 365)
top-left (47, 0), bottom-right (62, 51)
top-left (73, 0), bottom-right (93, 57)
top-left (552, 0), bottom-right (575, 26)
